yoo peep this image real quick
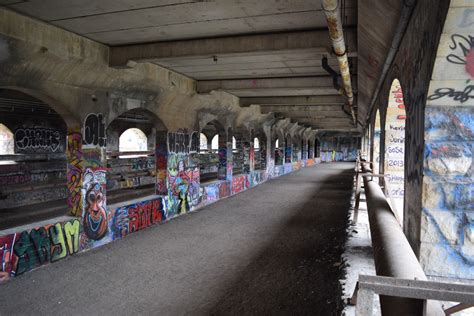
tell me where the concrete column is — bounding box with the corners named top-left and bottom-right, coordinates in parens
top-left (285, 135), bottom-right (292, 163)
top-left (155, 131), bottom-right (168, 195)
top-left (420, 2), bottom-right (474, 280)
top-left (242, 135), bottom-right (254, 173)
top-left (79, 113), bottom-right (109, 241)
top-left (67, 130), bottom-right (83, 217)
top-left (218, 128), bottom-right (233, 180)
top-left (259, 136), bottom-right (267, 170)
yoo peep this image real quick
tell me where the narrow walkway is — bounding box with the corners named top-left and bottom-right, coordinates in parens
top-left (0, 163), bottom-right (355, 315)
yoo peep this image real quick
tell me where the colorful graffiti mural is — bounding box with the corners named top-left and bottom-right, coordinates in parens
top-left (67, 131), bottom-right (83, 216)
top-left (0, 219), bottom-right (80, 278)
top-left (111, 198), bottom-right (165, 240)
top-left (0, 130), bottom-right (318, 282)
top-left (82, 168), bottom-right (108, 241)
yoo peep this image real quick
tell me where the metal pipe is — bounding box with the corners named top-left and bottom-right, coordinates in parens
top-left (361, 163), bottom-right (444, 315)
top-left (321, 0), bottom-right (356, 126)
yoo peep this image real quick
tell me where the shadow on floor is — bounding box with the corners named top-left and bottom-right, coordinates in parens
top-left (209, 167), bottom-right (354, 315)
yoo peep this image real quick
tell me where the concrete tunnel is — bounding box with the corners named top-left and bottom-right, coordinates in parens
top-left (0, 1), bottom-right (472, 315)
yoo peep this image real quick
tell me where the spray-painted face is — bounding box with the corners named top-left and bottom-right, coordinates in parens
top-left (83, 183), bottom-right (108, 240)
top-left (87, 184), bottom-right (104, 218)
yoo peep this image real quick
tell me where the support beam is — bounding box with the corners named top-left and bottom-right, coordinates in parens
top-left (225, 87), bottom-right (341, 97)
top-left (110, 29), bottom-right (357, 67)
top-left (260, 105), bottom-right (344, 113)
top-left (240, 95), bottom-right (346, 107)
top-left (197, 76), bottom-right (335, 93)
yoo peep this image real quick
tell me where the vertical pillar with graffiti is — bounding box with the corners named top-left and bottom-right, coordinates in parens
top-left (218, 129), bottom-right (233, 181)
top-left (242, 139), bottom-right (254, 174)
top-left (155, 131), bottom-right (168, 195)
top-left (166, 131), bottom-right (200, 218)
top-left (67, 130), bottom-right (83, 216)
top-left (421, 3), bottom-right (474, 279)
top-left (285, 135), bottom-right (292, 163)
top-left (81, 113), bottom-right (108, 242)
top-left (226, 128), bottom-right (233, 180)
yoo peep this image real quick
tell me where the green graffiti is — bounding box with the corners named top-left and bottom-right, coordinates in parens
top-left (29, 227), bottom-right (51, 265)
top-left (14, 231), bottom-right (39, 275)
top-left (49, 223), bottom-right (67, 262)
top-left (63, 220), bottom-right (80, 254)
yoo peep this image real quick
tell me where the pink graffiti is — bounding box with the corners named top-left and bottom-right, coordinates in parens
top-left (467, 48), bottom-right (474, 78)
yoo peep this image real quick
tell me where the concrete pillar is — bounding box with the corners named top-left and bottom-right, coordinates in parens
top-left (259, 136), bottom-right (267, 170)
top-left (155, 131), bottom-right (168, 195)
top-left (242, 139), bottom-right (252, 173)
top-left (218, 127), bottom-right (233, 180)
top-left (79, 113), bottom-right (109, 241)
top-left (420, 2), bottom-right (474, 280)
top-left (285, 135), bottom-right (292, 163)
top-left (66, 130), bottom-right (83, 217)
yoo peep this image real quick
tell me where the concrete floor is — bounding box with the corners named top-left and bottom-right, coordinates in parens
top-left (0, 163), bottom-right (354, 315)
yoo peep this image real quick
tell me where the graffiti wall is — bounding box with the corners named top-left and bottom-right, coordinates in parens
top-left (422, 3), bottom-right (474, 280)
top-left (0, 219), bottom-right (80, 279)
top-left (67, 131), bottom-right (83, 216)
top-left (0, 122), bottom-right (319, 281)
top-left (110, 197), bottom-right (165, 240)
top-left (0, 196), bottom-right (167, 280)
top-left (320, 138), bottom-right (358, 163)
top-left (166, 131), bottom-right (200, 218)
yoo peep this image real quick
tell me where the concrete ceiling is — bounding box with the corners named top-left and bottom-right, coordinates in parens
top-left (0, 0), bottom-right (401, 134)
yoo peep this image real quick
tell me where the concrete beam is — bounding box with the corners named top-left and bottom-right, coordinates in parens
top-left (240, 95), bottom-right (346, 106)
top-left (226, 87), bottom-right (341, 98)
top-left (279, 112), bottom-right (350, 119)
top-left (197, 76), bottom-right (335, 93)
top-left (260, 105), bottom-right (343, 113)
top-left (110, 29), bottom-right (356, 67)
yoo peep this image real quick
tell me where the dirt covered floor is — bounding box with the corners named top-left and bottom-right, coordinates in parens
top-left (0, 163), bottom-right (354, 315)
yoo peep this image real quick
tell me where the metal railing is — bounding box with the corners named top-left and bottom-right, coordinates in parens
top-left (350, 155), bottom-right (474, 315)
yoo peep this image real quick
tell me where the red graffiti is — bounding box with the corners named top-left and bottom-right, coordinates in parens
top-left (467, 49), bottom-right (474, 78)
top-left (232, 176), bottom-right (246, 194)
top-left (128, 199), bottom-right (164, 233)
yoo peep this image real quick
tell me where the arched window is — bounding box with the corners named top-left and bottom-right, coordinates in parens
top-left (232, 136), bottom-right (237, 150)
top-left (119, 128), bottom-right (147, 152)
top-left (0, 123), bottom-right (14, 155)
top-left (200, 133), bottom-right (208, 150)
top-left (211, 135), bottom-right (219, 150)
top-left (254, 137), bottom-right (259, 149)
top-left (384, 79), bottom-right (406, 224)
top-left (275, 139), bottom-right (279, 148)
top-left (373, 110), bottom-right (381, 175)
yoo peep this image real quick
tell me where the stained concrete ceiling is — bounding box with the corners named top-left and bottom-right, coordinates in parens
top-left (0, 0), bottom-right (400, 133)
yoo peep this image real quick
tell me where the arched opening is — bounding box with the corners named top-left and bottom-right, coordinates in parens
top-left (200, 133), bottom-right (208, 152)
top-left (0, 89), bottom-right (68, 229)
top-left (373, 109), bottom-right (381, 175)
top-left (211, 135), bottom-right (219, 150)
top-left (383, 79), bottom-right (406, 224)
top-left (199, 121), bottom-right (226, 183)
top-left (232, 128), bottom-right (248, 175)
top-left (0, 123), bottom-right (14, 155)
top-left (253, 135), bottom-right (266, 171)
top-left (106, 108), bottom-right (167, 202)
top-left (232, 136), bottom-right (237, 150)
top-left (119, 128), bottom-right (148, 153)
top-left (274, 133), bottom-right (284, 165)
top-left (254, 137), bottom-right (259, 149)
